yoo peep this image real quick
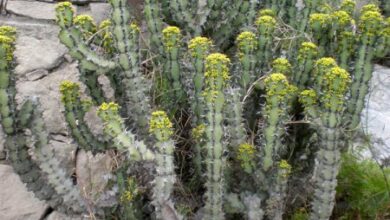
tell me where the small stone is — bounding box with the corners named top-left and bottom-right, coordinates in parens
top-left (6, 1), bottom-right (58, 21)
top-left (26, 69), bottom-right (49, 81)
top-left (0, 165), bottom-right (47, 220)
top-left (89, 3), bottom-right (111, 24)
top-left (14, 36), bottom-right (67, 76)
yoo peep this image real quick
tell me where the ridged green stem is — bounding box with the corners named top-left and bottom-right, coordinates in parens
top-left (236, 31), bottom-right (257, 92)
top-left (30, 99), bottom-right (85, 213)
top-left (265, 160), bottom-right (291, 220)
top-left (59, 81), bottom-right (107, 154)
top-left (162, 26), bottom-right (185, 107)
top-left (261, 73), bottom-right (296, 171)
top-left (144, 0), bottom-right (164, 54)
top-left (149, 111), bottom-right (180, 220)
top-left (0, 27), bottom-right (16, 134)
top-left (97, 102), bottom-right (154, 161)
top-left (293, 42), bottom-right (318, 88)
top-left (300, 65), bottom-right (351, 220)
top-left (255, 15), bottom-right (277, 71)
top-left (55, 3), bottom-right (116, 71)
top-left (203, 53), bottom-right (230, 220)
top-left (110, 0), bottom-right (151, 135)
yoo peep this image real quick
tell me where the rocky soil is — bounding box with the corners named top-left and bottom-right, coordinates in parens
top-left (0, 0), bottom-right (389, 219)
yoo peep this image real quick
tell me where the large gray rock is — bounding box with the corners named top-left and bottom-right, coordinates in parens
top-left (361, 65), bottom-right (390, 161)
top-left (14, 35), bottom-right (67, 76)
top-left (0, 164), bottom-right (47, 220)
top-left (16, 62), bottom-right (80, 134)
top-left (6, 1), bottom-right (58, 20)
top-left (88, 3), bottom-right (111, 24)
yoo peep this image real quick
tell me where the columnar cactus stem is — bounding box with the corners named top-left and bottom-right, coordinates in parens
top-left (300, 65), bottom-right (351, 220)
top-left (261, 73), bottom-right (296, 171)
top-left (237, 143), bottom-right (256, 174)
top-left (312, 58), bottom-right (338, 95)
top-left (55, 2), bottom-right (116, 71)
top-left (97, 102), bottom-right (154, 161)
top-left (0, 26), bottom-right (16, 134)
top-left (149, 111), bottom-right (180, 219)
top-left (109, 0), bottom-right (152, 135)
top-left (4, 101), bottom-right (62, 210)
top-left (346, 8), bottom-right (385, 130)
top-left (271, 58), bottom-right (292, 78)
top-left (188, 37), bottom-right (212, 180)
top-left (73, 15), bottom-right (105, 104)
top-left (375, 17), bottom-right (390, 57)
top-left (162, 26), bottom-right (185, 106)
top-left (225, 88), bottom-right (247, 152)
top-left (340, 0), bottom-right (356, 16)
top-left (203, 53), bottom-right (230, 220)
top-left (298, 0), bottom-right (320, 33)
top-left (169, 0), bottom-right (196, 34)
top-left (59, 81), bottom-right (107, 153)
top-left (293, 42), bottom-right (318, 88)
top-left (265, 160), bottom-right (291, 220)
top-left (236, 31), bottom-right (257, 92)
top-left (30, 100), bottom-right (85, 213)
top-left (188, 36), bottom-right (212, 122)
top-left (144, 0), bottom-right (164, 53)
top-left (309, 13), bottom-right (332, 57)
top-left (255, 15), bottom-right (277, 70)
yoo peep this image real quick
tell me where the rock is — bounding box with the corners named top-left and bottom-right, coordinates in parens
top-left (0, 16), bottom-right (61, 40)
top-left (26, 69), bottom-right (49, 81)
top-left (46, 211), bottom-right (86, 220)
top-left (16, 62), bottom-right (80, 134)
top-left (88, 3), bottom-right (111, 24)
top-left (6, 1), bottom-right (58, 21)
top-left (0, 164), bottom-right (47, 220)
top-left (361, 65), bottom-right (390, 161)
top-left (0, 126), bottom-right (5, 160)
top-left (76, 150), bottom-right (116, 207)
top-left (14, 35), bottom-right (67, 76)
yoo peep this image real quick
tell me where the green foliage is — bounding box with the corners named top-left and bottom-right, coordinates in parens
top-left (1, 0), bottom-right (390, 219)
top-left (336, 153), bottom-right (390, 219)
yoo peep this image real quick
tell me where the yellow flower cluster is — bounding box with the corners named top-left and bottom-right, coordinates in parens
top-left (315, 57), bottom-right (337, 69)
top-left (272, 58), bottom-right (291, 75)
top-left (309, 13), bottom-right (332, 29)
top-left (99, 102), bottom-right (119, 112)
top-left (332, 10), bottom-right (353, 27)
top-left (130, 23), bottom-right (140, 33)
top-left (279, 160), bottom-right (292, 177)
top-left (259, 9), bottom-right (275, 17)
top-left (360, 4), bottom-right (380, 15)
top-left (192, 124), bottom-right (206, 140)
top-left (0, 26), bottom-right (16, 41)
top-left (74, 15), bottom-right (96, 28)
top-left (55, 1), bottom-right (73, 12)
top-left (149, 111), bottom-right (173, 137)
top-left (299, 89), bottom-right (317, 108)
top-left (298, 42), bottom-right (318, 61)
top-left (264, 73), bottom-right (297, 98)
top-left (204, 53), bottom-right (230, 82)
top-left (0, 35), bottom-right (15, 62)
top-left (324, 67), bottom-right (351, 94)
top-left (162, 26), bottom-right (182, 52)
top-left (59, 81), bottom-right (80, 103)
top-left (359, 11), bottom-right (383, 36)
top-left (55, 2), bottom-right (75, 27)
top-left (255, 15), bottom-right (277, 32)
top-left (237, 143), bottom-right (256, 172)
top-left (340, 0), bottom-right (356, 15)
top-left (188, 37), bottom-right (212, 58)
top-left (237, 31), bottom-right (257, 59)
